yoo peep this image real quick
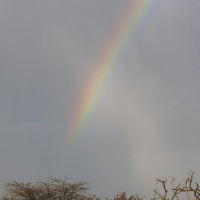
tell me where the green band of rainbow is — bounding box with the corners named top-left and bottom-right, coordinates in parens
top-left (68, 0), bottom-right (160, 139)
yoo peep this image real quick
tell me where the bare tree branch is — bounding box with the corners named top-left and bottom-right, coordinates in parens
top-left (2, 171), bottom-right (200, 200)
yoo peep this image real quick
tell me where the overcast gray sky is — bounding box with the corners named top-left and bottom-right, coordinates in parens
top-left (1, 0), bottom-right (200, 198)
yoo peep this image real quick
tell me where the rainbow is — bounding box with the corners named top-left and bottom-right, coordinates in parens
top-left (68, 0), bottom-right (160, 139)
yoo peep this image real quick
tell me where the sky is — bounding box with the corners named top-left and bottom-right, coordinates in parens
top-left (1, 0), bottom-right (200, 198)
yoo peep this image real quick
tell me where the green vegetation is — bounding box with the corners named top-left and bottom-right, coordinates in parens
top-left (1, 171), bottom-right (200, 200)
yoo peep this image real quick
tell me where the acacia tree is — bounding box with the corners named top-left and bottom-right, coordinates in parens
top-left (152, 170), bottom-right (200, 200)
top-left (106, 171), bottom-right (200, 200)
top-left (2, 171), bottom-right (200, 200)
top-left (2, 177), bottom-right (90, 200)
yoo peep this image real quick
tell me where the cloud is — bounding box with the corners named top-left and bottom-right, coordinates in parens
top-left (1, 0), bottom-right (200, 198)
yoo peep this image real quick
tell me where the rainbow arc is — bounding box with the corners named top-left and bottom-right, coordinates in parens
top-left (68, 0), bottom-right (160, 140)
